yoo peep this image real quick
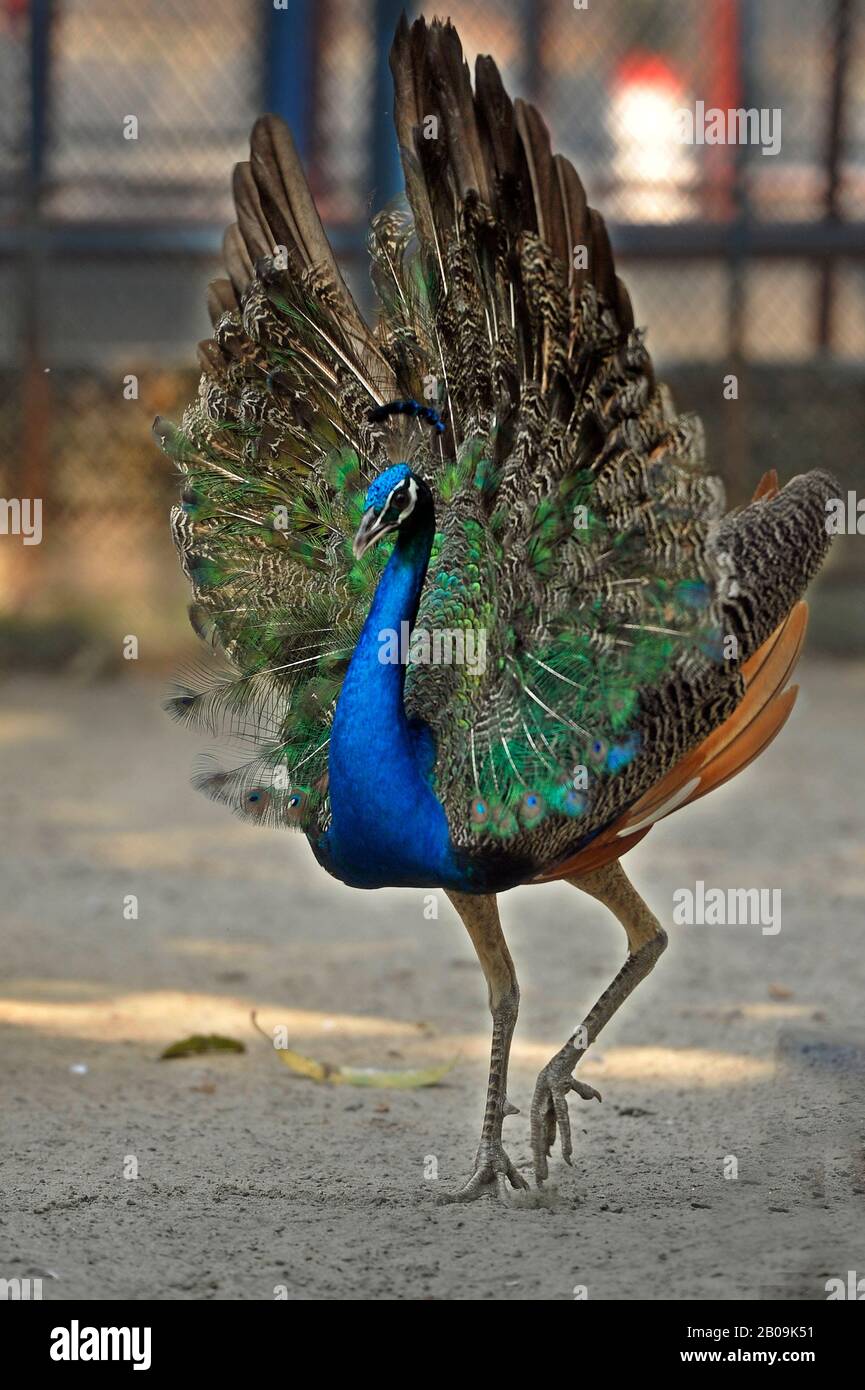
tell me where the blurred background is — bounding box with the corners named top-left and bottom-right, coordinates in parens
top-left (1, 0), bottom-right (863, 667)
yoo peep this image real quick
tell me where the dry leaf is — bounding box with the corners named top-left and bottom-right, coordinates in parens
top-left (251, 1012), bottom-right (457, 1089)
top-left (160, 1034), bottom-right (245, 1060)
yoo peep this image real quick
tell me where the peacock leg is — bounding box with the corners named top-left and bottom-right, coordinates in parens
top-left (443, 890), bottom-right (528, 1201)
top-left (531, 860), bottom-right (668, 1184)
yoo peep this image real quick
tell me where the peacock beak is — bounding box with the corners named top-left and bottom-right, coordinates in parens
top-left (352, 507), bottom-right (391, 560)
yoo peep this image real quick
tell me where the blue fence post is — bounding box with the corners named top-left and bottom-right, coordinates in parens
top-left (817, 0), bottom-right (853, 352)
top-left (371, 0), bottom-right (412, 210)
top-left (724, 0), bottom-right (757, 503)
top-left (263, 0), bottom-right (316, 162)
top-left (522, 0), bottom-right (547, 102)
top-left (29, 0), bottom-right (52, 194)
top-left (19, 0), bottom-right (53, 517)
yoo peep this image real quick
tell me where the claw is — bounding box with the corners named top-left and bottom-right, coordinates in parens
top-left (495, 1172), bottom-right (513, 1201)
top-left (569, 1079), bottom-right (602, 1103)
top-left (443, 1140), bottom-right (529, 1203)
top-left (531, 1066), bottom-right (602, 1183)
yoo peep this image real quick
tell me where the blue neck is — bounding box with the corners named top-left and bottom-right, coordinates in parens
top-left (321, 515), bottom-right (464, 889)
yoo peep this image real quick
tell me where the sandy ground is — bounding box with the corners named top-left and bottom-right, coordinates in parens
top-left (1, 664), bottom-right (864, 1302)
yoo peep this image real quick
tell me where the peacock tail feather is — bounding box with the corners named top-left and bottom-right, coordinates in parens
top-left (158, 17), bottom-right (835, 881)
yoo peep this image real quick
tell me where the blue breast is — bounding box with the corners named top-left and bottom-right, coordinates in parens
top-left (318, 518), bottom-right (472, 891)
top-left (321, 725), bottom-right (464, 889)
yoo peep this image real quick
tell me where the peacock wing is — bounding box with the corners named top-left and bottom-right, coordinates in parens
top-left (384, 18), bottom-right (834, 877)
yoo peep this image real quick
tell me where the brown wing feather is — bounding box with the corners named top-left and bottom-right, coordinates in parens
top-left (675, 685), bottom-right (799, 809)
top-left (534, 825), bottom-right (654, 882)
top-left (617, 601), bottom-right (807, 829)
top-left (535, 601), bottom-right (808, 883)
top-left (752, 468), bottom-right (780, 502)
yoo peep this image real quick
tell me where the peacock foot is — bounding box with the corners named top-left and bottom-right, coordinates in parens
top-left (530, 1063), bottom-right (602, 1184)
top-left (441, 1136), bottom-right (529, 1203)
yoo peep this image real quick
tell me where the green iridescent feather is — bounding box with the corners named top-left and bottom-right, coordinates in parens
top-left (158, 18), bottom-right (834, 879)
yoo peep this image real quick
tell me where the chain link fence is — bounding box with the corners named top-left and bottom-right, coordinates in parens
top-left (2, 0), bottom-right (863, 667)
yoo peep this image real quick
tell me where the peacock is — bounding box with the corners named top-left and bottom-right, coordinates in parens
top-left (157, 15), bottom-right (836, 1200)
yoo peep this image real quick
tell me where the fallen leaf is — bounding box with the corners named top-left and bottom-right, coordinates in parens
top-left (250, 1011), bottom-right (457, 1089)
top-left (160, 1034), bottom-right (245, 1060)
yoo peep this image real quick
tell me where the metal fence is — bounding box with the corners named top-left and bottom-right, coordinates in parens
top-left (2, 0), bottom-right (863, 663)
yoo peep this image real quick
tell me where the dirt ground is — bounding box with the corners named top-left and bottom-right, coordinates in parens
top-left (2, 664), bottom-right (864, 1302)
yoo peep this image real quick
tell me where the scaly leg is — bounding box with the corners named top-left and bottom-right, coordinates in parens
top-left (443, 890), bottom-right (528, 1201)
top-left (531, 860), bottom-right (668, 1184)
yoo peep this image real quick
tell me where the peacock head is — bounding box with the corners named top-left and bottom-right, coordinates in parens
top-left (353, 462), bottom-right (432, 559)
